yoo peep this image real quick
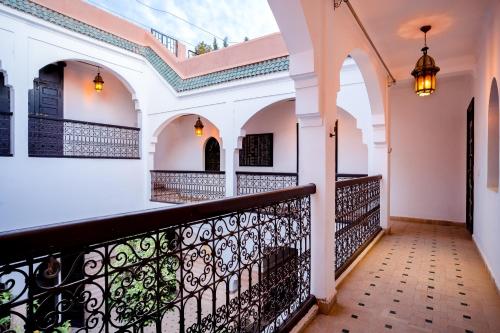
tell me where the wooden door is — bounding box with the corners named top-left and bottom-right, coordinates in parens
top-left (466, 98), bottom-right (474, 234)
top-left (205, 137), bottom-right (220, 171)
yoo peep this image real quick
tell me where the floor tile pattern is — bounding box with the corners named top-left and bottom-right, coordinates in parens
top-left (304, 221), bottom-right (500, 333)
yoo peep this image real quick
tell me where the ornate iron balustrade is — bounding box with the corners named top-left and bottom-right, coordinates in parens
top-left (236, 172), bottom-right (298, 195)
top-left (28, 115), bottom-right (140, 159)
top-left (151, 170), bottom-right (226, 204)
top-left (335, 175), bottom-right (382, 277)
top-left (0, 185), bottom-right (316, 333)
top-left (0, 111), bottom-right (12, 156)
top-left (151, 28), bottom-right (178, 56)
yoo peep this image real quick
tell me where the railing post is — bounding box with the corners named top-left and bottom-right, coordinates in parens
top-left (295, 75), bottom-right (337, 313)
top-left (369, 142), bottom-right (390, 230)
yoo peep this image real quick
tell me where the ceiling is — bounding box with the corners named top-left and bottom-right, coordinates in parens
top-left (349, 0), bottom-right (491, 80)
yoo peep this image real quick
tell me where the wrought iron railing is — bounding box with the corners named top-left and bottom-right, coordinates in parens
top-left (151, 28), bottom-right (178, 56)
top-left (28, 115), bottom-right (140, 159)
top-left (0, 111), bottom-right (12, 156)
top-left (335, 175), bottom-right (382, 277)
top-left (0, 184), bottom-right (316, 333)
top-left (236, 172), bottom-right (298, 195)
top-left (151, 170), bottom-right (226, 204)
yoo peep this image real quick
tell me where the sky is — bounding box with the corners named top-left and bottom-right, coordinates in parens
top-left (85, 0), bottom-right (280, 51)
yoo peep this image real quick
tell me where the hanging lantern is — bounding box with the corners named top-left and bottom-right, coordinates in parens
top-left (93, 67), bottom-right (104, 92)
top-left (194, 117), bottom-right (204, 137)
top-left (411, 25), bottom-right (440, 97)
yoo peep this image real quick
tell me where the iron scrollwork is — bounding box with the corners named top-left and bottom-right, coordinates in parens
top-left (236, 172), bottom-right (298, 195)
top-left (151, 170), bottom-right (226, 204)
top-left (0, 190), bottom-right (312, 332)
top-left (28, 115), bottom-right (140, 158)
top-left (335, 175), bottom-right (382, 277)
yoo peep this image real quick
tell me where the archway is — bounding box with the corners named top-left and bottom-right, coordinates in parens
top-left (151, 114), bottom-right (225, 203)
top-left (28, 60), bottom-right (140, 158)
top-left (205, 137), bottom-right (221, 171)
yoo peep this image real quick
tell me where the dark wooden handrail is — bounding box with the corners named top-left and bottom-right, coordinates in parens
top-left (151, 170), bottom-right (225, 174)
top-left (236, 171), bottom-right (298, 177)
top-left (0, 184), bottom-right (316, 264)
top-left (336, 175), bottom-right (382, 188)
top-left (28, 114), bottom-right (140, 131)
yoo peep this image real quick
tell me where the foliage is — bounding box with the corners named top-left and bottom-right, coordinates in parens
top-left (194, 41), bottom-right (212, 55)
top-left (109, 235), bottom-right (177, 327)
top-left (223, 37), bottom-right (229, 48)
top-left (244, 36), bottom-right (249, 42)
top-left (32, 299), bottom-right (72, 333)
top-left (0, 290), bottom-right (12, 331)
top-left (212, 37), bottom-right (219, 50)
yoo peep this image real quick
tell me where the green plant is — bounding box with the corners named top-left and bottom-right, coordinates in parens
top-left (212, 37), bottom-right (219, 50)
top-left (110, 236), bottom-right (177, 327)
top-left (0, 290), bottom-right (12, 331)
top-left (194, 41), bottom-right (212, 55)
top-left (223, 37), bottom-right (229, 48)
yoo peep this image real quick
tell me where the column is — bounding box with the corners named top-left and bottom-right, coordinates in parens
top-left (295, 74), bottom-right (337, 313)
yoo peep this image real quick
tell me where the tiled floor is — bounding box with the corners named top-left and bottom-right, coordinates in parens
top-left (304, 221), bottom-right (500, 333)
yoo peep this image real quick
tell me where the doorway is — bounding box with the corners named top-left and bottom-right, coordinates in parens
top-left (466, 98), bottom-right (474, 234)
top-left (205, 137), bottom-right (220, 171)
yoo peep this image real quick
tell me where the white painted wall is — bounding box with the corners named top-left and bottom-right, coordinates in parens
top-left (64, 62), bottom-right (137, 127)
top-left (154, 115), bottom-right (223, 171)
top-left (471, 0), bottom-right (500, 289)
top-left (337, 107), bottom-right (368, 174)
top-left (238, 100), bottom-right (297, 173)
top-left (390, 73), bottom-right (472, 223)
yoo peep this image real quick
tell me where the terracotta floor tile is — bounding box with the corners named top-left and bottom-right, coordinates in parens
top-left (303, 221), bottom-right (500, 333)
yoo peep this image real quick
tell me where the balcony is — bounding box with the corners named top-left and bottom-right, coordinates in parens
top-left (151, 170), bottom-right (226, 203)
top-left (28, 115), bottom-right (140, 159)
top-left (0, 185), bottom-right (315, 332)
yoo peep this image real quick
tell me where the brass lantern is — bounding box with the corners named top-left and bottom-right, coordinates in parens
top-left (93, 68), bottom-right (104, 92)
top-left (194, 117), bottom-right (204, 137)
top-left (411, 25), bottom-right (440, 96)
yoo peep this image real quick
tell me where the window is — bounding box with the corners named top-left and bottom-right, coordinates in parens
top-left (0, 72), bottom-right (11, 156)
top-left (487, 78), bottom-right (499, 190)
top-left (239, 133), bottom-right (273, 167)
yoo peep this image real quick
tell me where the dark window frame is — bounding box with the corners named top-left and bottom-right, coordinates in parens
top-left (0, 72), bottom-right (12, 157)
top-left (239, 133), bottom-right (274, 167)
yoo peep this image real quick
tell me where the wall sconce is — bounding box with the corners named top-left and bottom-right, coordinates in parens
top-left (93, 67), bottom-right (104, 92)
top-left (194, 117), bottom-right (204, 137)
top-left (411, 25), bottom-right (440, 97)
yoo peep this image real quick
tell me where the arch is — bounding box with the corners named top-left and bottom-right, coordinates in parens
top-left (153, 114), bottom-right (222, 171)
top-left (487, 77), bottom-right (499, 190)
top-left (152, 112), bottom-right (221, 141)
top-left (238, 98), bottom-right (297, 172)
top-left (204, 137), bottom-right (221, 171)
top-left (336, 106), bottom-right (368, 174)
top-left (348, 49), bottom-right (385, 118)
top-left (29, 57), bottom-right (140, 109)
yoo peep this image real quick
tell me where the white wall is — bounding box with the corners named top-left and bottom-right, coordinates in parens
top-left (64, 62), bottom-right (137, 127)
top-left (390, 73), bottom-right (472, 223)
top-left (337, 107), bottom-right (368, 174)
top-left (472, 0), bottom-right (500, 289)
top-left (237, 100), bottom-right (297, 173)
top-left (154, 115), bottom-right (222, 171)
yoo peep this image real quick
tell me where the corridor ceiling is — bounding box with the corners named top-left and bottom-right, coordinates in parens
top-left (349, 0), bottom-right (491, 80)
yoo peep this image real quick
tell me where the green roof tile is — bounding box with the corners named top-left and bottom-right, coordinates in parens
top-left (0, 0), bottom-right (289, 92)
